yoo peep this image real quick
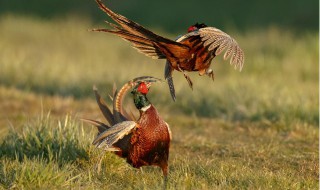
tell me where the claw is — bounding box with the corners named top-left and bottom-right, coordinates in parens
top-left (206, 68), bottom-right (214, 81)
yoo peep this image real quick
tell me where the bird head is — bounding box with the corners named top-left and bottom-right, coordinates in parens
top-left (136, 82), bottom-right (149, 94)
top-left (131, 82), bottom-right (151, 110)
top-left (129, 76), bottom-right (162, 110)
top-left (187, 23), bottom-right (208, 33)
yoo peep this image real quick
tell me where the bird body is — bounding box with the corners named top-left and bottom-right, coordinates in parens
top-left (127, 104), bottom-right (170, 173)
top-left (83, 76), bottom-right (171, 180)
top-left (173, 34), bottom-right (215, 72)
top-left (93, 0), bottom-right (244, 100)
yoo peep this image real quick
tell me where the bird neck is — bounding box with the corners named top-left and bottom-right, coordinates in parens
top-left (134, 93), bottom-right (151, 111)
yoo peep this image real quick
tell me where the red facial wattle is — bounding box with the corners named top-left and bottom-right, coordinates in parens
top-left (187, 26), bottom-right (197, 33)
top-left (137, 82), bottom-right (149, 94)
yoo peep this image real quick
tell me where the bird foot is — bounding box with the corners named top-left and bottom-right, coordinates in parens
top-left (206, 68), bottom-right (214, 81)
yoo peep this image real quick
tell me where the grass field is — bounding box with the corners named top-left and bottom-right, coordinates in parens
top-left (0, 15), bottom-right (318, 189)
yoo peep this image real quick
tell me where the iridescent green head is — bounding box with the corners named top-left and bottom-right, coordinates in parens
top-left (131, 82), bottom-right (151, 110)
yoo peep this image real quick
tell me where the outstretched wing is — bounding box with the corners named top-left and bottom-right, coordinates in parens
top-left (199, 27), bottom-right (244, 71)
top-left (92, 121), bottom-right (137, 151)
top-left (177, 27), bottom-right (244, 71)
top-left (94, 0), bottom-right (190, 60)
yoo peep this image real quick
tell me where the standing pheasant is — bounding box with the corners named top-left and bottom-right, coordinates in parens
top-left (93, 0), bottom-right (244, 100)
top-left (83, 76), bottom-right (172, 184)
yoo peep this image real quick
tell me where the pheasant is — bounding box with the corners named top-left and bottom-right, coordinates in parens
top-left (83, 76), bottom-right (172, 185)
top-left (93, 0), bottom-right (245, 101)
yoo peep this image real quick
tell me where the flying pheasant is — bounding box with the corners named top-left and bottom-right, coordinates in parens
top-left (93, 0), bottom-right (244, 101)
top-left (83, 76), bottom-right (171, 185)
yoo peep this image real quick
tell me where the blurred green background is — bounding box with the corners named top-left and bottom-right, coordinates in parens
top-left (0, 0), bottom-right (318, 32)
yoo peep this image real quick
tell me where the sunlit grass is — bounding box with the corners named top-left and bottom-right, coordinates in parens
top-left (0, 114), bottom-right (317, 189)
top-left (0, 15), bottom-right (318, 189)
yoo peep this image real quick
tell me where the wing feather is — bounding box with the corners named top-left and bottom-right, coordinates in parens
top-left (93, 121), bottom-right (137, 150)
top-left (198, 27), bottom-right (244, 71)
top-left (224, 43), bottom-right (233, 60)
top-left (94, 0), bottom-right (189, 60)
top-left (215, 39), bottom-right (229, 55)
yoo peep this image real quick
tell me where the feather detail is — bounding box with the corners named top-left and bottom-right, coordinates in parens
top-left (198, 27), bottom-right (244, 71)
top-left (95, 0), bottom-right (188, 47)
top-left (93, 85), bottom-right (115, 125)
top-left (94, 0), bottom-right (189, 61)
top-left (113, 82), bottom-right (133, 122)
top-left (93, 121), bottom-right (137, 149)
top-left (81, 118), bottom-right (109, 134)
top-left (112, 76), bottom-right (162, 122)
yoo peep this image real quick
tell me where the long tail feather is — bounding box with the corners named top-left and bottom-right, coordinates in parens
top-left (113, 76), bottom-right (163, 122)
top-left (167, 77), bottom-right (176, 101)
top-left (81, 118), bottom-right (109, 134)
top-left (94, 0), bottom-right (190, 59)
top-left (113, 82), bottom-right (133, 122)
top-left (95, 0), bottom-right (181, 45)
top-left (93, 85), bottom-right (115, 125)
top-left (93, 28), bottom-right (166, 59)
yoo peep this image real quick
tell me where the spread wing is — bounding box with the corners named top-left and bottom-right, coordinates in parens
top-left (199, 27), bottom-right (244, 71)
top-left (94, 0), bottom-right (190, 60)
top-left (92, 120), bottom-right (137, 151)
top-left (177, 27), bottom-right (244, 71)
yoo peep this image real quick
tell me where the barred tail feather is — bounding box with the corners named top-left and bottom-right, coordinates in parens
top-left (93, 85), bottom-right (115, 125)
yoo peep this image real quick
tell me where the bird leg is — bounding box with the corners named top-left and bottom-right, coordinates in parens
top-left (161, 164), bottom-right (168, 190)
top-left (139, 167), bottom-right (144, 174)
top-left (163, 175), bottom-right (168, 190)
top-left (206, 68), bottom-right (214, 81)
top-left (199, 68), bottom-right (214, 81)
top-left (177, 64), bottom-right (193, 90)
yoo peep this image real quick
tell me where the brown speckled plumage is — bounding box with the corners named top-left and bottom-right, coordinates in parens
top-left (128, 105), bottom-right (170, 175)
